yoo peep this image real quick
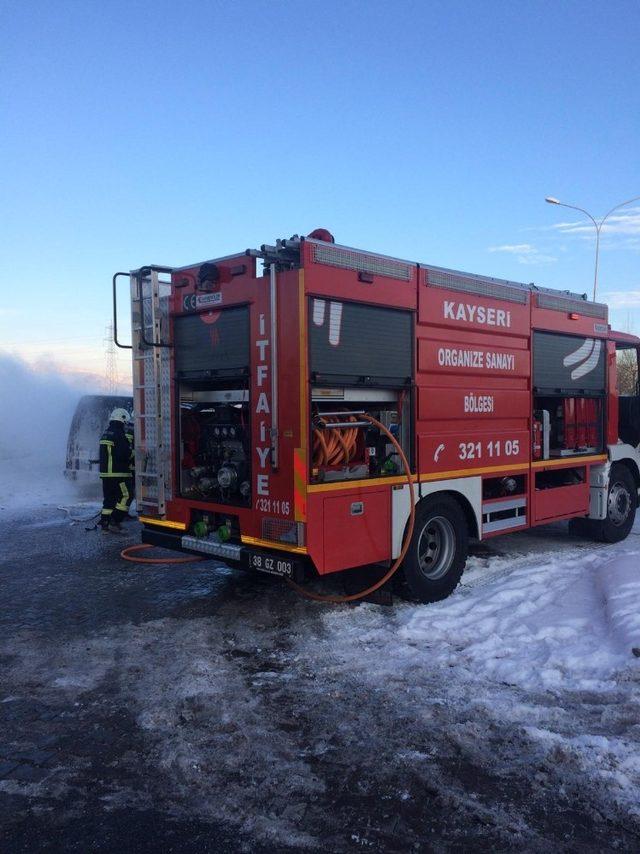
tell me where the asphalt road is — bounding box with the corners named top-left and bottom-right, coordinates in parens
top-left (1, 505), bottom-right (639, 853)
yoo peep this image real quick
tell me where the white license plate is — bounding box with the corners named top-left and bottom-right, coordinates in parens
top-left (247, 552), bottom-right (294, 578)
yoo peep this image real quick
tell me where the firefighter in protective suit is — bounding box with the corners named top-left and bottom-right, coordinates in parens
top-left (99, 408), bottom-right (133, 532)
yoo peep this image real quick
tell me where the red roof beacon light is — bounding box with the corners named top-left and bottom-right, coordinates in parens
top-left (307, 228), bottom-right (335, 243)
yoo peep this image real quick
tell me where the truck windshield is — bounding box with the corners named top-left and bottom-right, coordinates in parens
top-left (616, 345), bottom-right (639, 396)
top-left (616, 344), bottom-right (640, 447)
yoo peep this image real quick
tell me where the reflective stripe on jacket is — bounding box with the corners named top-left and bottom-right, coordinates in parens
top-left (99, 422), bottom-right (131, 478)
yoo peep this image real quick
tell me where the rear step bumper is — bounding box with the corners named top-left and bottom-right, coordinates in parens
top-left (141, 525), bottom-right (306, 582)
top-left (182, 534), bottom-right (243, 562)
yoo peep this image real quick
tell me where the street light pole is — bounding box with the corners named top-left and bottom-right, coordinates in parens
top-left (545, 195), bottom-right (640, 301)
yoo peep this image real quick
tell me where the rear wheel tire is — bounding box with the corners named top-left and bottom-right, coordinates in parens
top-left (587, 464), bottom-right (636, 543)
top-left (402, 495), bottom-right (468, 603)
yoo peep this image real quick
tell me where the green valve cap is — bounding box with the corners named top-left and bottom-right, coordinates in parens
top-left (217, 524), bottom-right (231, 543)
top-left (193, 520), bottom-right (208, 538)
top-left (382, 458), bottom-right (398, 475)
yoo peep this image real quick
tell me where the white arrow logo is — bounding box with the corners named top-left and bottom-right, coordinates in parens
top-left (563, 338), bottom-right (602, 380)
top-left (312, 298), bottom-right (343, 346)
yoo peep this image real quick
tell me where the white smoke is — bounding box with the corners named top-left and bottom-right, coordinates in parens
top-left (0, 354), bottom-right (90, 511)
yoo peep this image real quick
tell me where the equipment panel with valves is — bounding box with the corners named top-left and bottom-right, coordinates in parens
top-left (179, 393), bottom-right (251, 506)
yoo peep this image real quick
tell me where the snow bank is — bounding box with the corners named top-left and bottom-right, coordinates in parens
top-left (319, 522), bottom-right (640, 698)
top-left (0, 354), bottom-right (84, 510)
top-left (312, 527), bottom-right (640, 822)
top-left (396, 550), bottom-right (624, 692)
top-left (597, 549), bottom-right (640, 653)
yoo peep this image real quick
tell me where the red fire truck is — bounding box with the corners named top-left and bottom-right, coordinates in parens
top-left (112, 230), bottom-right (640, 602)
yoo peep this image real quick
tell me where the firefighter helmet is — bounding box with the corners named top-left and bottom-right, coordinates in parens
top-left (109, 407), bottom-right (131, 424)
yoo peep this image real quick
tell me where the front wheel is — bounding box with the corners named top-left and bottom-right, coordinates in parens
top-left (401, 495), bottom-right (468, 603)
top-left (587, 464), bottom-right (637, 543)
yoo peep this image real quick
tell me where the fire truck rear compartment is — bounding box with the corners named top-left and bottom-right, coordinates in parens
top-left (174, 307), bottom-right (252, 508)
top-left (179, 393), bottom-right (251, 506)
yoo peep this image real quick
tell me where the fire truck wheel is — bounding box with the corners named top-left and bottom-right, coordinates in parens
top-left (402, 495), bottom-right (468, 603)
top-left (588, 464), bottom-right (636, 543)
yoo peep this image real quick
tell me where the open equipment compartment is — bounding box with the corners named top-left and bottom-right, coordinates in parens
top-left (308, 297), bottom-right (414, 484)
top-left (174, 305), bottom-right (252, 507)
top-left (531, 329), bottom-right (606, 524)
top-left (532, 330), bottom-right (606, 461)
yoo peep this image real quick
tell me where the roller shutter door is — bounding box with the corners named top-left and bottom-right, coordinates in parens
top-left (174, 307), bottom-right (249, 377)
top-left (309, 298), bottom-right (412, 386)
top-left (533, 331), bottom-right (606, 394)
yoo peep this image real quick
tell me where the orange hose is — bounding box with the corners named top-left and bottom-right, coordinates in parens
top-left (120, 544), bottom-right (205, 564)
top-left (287, 413), bottom-right (416, 604)
top-left (312, 415), bottom-right (359, 467)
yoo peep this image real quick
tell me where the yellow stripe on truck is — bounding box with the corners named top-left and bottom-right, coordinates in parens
top-left (241, 535), bottom-right (308, 555)
top-left (531, 454), bottom-right (607, 469)
top-left (139, 516), bottom-right (188, 531)
top-left (308, 474), bottom-right (416, 493)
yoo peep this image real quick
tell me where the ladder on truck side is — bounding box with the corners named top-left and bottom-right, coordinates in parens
top-left (130, 267), bottom-right (173, 518)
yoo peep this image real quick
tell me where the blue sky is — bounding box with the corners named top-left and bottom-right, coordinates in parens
top-left (1, 0), bottom-right (638, 386)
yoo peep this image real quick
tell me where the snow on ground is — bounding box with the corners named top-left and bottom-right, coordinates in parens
top-left (598, 551), bottom-right (640, 654)
top-left (316, 526), bottom-right (640, 696)
top-left (310, 519), bottom-right (640, 823)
